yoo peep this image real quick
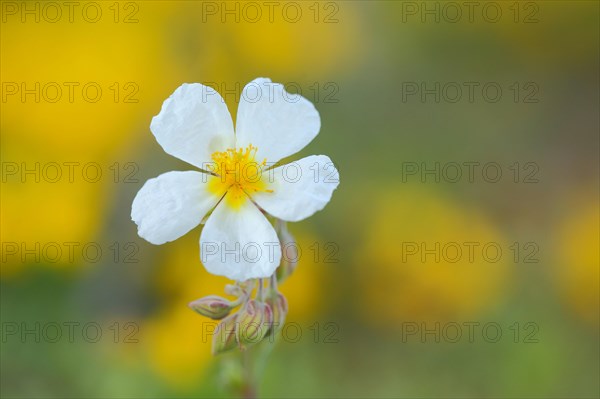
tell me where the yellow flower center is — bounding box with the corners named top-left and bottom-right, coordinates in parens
top-left (208, 144), bottom-right (273, 209)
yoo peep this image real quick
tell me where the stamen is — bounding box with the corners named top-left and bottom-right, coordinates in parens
top-left (208, 144), bottom-right (273, 209)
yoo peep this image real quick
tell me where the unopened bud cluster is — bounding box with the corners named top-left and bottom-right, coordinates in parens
top-left (189, 220), bottom-right (296, 355)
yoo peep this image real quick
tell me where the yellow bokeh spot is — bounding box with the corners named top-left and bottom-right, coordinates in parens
top-left (139, 235), bottom-right (229, 387)
top-left (555, 195), bottom-right (599, 327)
top-left (356, 187), bottom-right (511, 326)
top-left (208, 144), bottom-right (273, 209)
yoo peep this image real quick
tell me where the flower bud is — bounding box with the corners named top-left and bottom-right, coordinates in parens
top-left (212, 314), bottom-right (239, 355)
top-left (189, 295), bottom-right (233, 320)
top-left (236, 299), bottom-right (273, 346)
top-left (267, 293), bottom-right (288, 335)
top-left (276, 222), bottom-right (298, 282)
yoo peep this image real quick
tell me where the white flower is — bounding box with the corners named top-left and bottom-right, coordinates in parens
top-left (131, 78), bottom-right (340, 281)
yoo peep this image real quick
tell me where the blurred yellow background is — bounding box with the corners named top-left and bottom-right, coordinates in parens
top-left (1, 1), bottom-right (598, 398)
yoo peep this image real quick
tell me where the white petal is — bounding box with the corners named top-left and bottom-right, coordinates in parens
top-left (235, 78), bottom-right (320, 164)
top-left (131, 171), bottom-right (222, 245)
top-left (252, 155), bottom-right (339, 222)
top-left (200, 196), bottom-right (281, 281)
top-left (150, 83), bottom-right (235, 168)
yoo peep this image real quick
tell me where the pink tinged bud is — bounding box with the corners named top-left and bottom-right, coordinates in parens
top-left (267, 293), bottom-right (288, 335)
top-left (188, 295), bottom-right (233, 320)
top-left (212, 314), bottom-right (239, 355)
top-left (237, 300), bottom-right (273, 346)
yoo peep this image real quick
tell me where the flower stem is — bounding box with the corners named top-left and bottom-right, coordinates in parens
top-left (241, 347), bottom-right (257, 399)
top-left (270, 273), bottom-right (278, 293)
top-left (257, 278), bottom-right (264, 301)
